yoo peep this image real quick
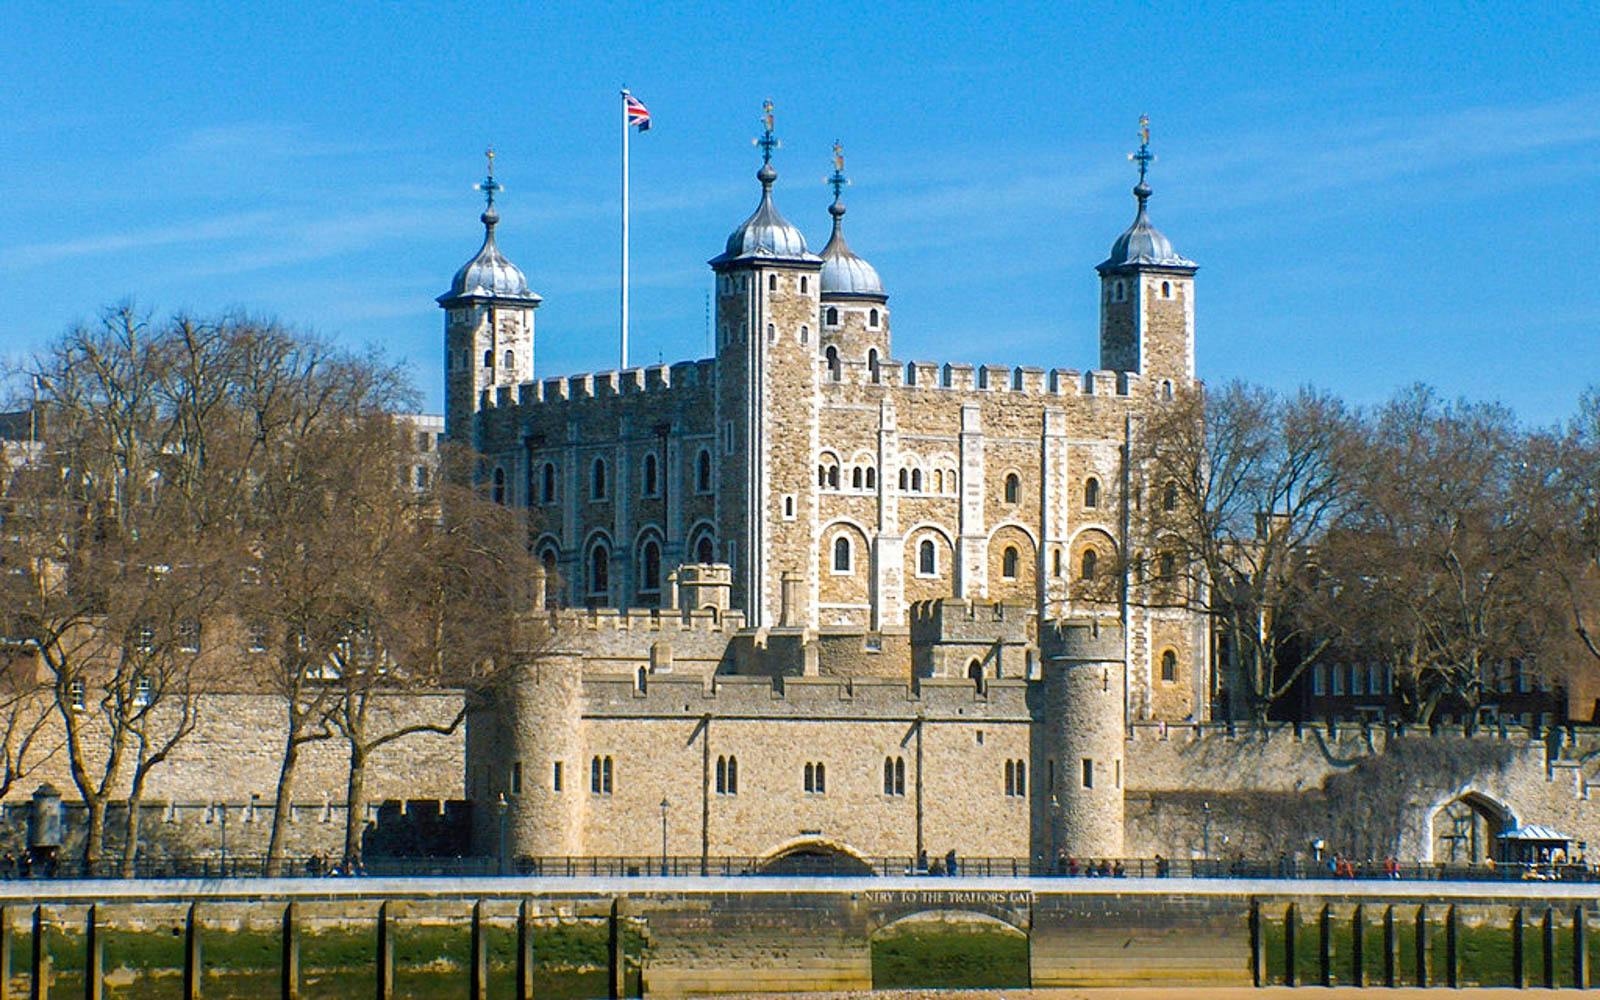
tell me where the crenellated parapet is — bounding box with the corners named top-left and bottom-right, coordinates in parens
top-left (477, 358), bottom-right (718, 416)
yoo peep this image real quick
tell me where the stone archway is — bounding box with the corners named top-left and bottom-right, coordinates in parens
top-left (755, 837), bottom-right (877, 876)
top-left (1430, 791), bottom-right (1514, 864)
top-left (870, 910), bottom-right (1030, 989)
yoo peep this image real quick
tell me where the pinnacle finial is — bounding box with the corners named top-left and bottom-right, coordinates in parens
top-left (828, 140), bottom-right (849, 204)
top-left (1129, 114), bottom-right (1154, 207)
top-left (475, 147), bottom-right (502, 210)
top-left (755, 99), bottom-right (780, 167)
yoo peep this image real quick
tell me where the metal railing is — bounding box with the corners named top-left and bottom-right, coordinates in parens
top-left (0, 853), bottom-right (1592, 882)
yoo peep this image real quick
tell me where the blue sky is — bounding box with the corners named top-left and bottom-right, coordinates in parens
top-left (2, 2), bottom-right (1596, 425)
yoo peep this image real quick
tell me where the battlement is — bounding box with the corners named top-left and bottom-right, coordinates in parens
top-left (477, 358), bottom-right (717, 413)
top-left (531, 603), bottom-right (746, 639)
top-left (909, 598), bottom-right (1033, 644)
top-left (1040, 617), bottom-right (1125, 663)
top-left (576, 670), bottom-right (1034, 719)
top-left (890, 360), bottom-right (1139, 398)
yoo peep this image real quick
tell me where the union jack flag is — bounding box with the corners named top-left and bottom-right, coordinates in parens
top-left (625, 93), bottom-right (652, 132)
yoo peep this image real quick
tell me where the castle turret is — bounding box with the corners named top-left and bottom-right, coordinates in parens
top-left (707, 102), bottom-right (824, 627)
top-left (439, 150), bottom-right (542, 448)
top-left (1096, 117), bottom-right (1196, 394)
top-left (818, 143), bottom-right (890, 381)
top-left (492, 655), bottom-right (586, 860)
top-left (1036, 620), bottom-right (1125, 860)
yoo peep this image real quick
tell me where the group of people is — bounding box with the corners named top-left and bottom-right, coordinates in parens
top-left (1053, 854), bottom-right (1129, 877)
top-left (304, 853), bottom-right (364, 877)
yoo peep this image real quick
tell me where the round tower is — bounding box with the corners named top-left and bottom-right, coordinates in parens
top-left (496, 654), bottom-right (586, 860)
top-left (818, 142), bottom-right (890, 378)
top-left (1038, 619), bottom-right (1125, 860)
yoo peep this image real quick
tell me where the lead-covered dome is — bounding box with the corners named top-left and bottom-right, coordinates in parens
top-left (710, 163), bottom-right (819, 267)
top-left (820, 199), bottom-right (886, 301)
top-left (1096, 180), bottom-right (1196, 275)
top-left (438, 205), bottom-right (542, 306)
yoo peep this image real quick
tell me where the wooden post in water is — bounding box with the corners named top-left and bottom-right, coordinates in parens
top-left (1249, 900), bottom-right (1264, 987)
top-left (82, 905), bottom-right (100, 1000)
top-left (375, 902), bottom-right (392, 1000)
top-left (1444, 904), bottom-right (1458, 989)
top-left (182, 903), bottom-right (200, 1000)
top-left (1383, 905), bottom-right (1397, 988)
top-left (469, 902), bottom-right (486, 1000)
top-left (516, 900), bottom-right (535, 1000)
top-left (1543, 907), bottom-right (1556, 989)
top-left (1351, 903), bottom-right (1365, 987)
top-left (1512, 906), bottom-right (1525, 989)
top-left (280, 902), bottom-right (299, 1000)
top-left (608, 898), bottom-right (624, 1000)
top-left (1574, 905), bottom-right (1588, 989)
top-left (30, 905), bottom-right (46, 1000)
top-left (0, 905), bottom-right (10, 1000)
top-left (1415, 904), bottom-right (1430, 988)
top-left (1318, 904), bottom-right (1333, 987)
top-left (1283, 902), bottom-right (1297, 988)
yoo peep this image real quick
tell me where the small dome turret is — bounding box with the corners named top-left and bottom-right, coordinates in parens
top-left (819, 143), bottom-right (886, 301)
top-left (1096, 119), bottom-right (1195, 276)
top-left (438, 151), bottom-right (542, 306)
top-left (709, 101), bottom-right (819, 268)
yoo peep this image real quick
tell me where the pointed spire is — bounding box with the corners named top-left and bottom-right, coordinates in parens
top-left (827, 140), bottom-right (849, 236)
top-left (754, 99), bottom-right (780, 188)
top-left (474, 147), bottom-right (502, 230)
top-left (1128, 114), bottom-right (1154, 210)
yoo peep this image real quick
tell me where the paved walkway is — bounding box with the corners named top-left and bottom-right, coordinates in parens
top-left (0, 873), bottom-right (1591, 902)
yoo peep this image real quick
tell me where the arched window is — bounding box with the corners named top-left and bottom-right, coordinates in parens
top-left (1159, 552), bottom-right (1177, 582)
top-left (695, 535), bottom-right (715, 564)
top-left (1162, 379), bottom-right (1174, 401)
top-left (641, 540), bottom-right (661, 593)
top-left (804, 762), bottom-right (814, 792)
top-left (540, 462), bottom-right (555, 503)
top-left (1161, 649), bottom-right (1178, 683)
top-left (852, 467), bottom-right (863, 489)
top-left (869, 308), bottom-right (879, 328)
top-left (1080, 549), bottom-right (1097, 580)
top-left (784, 495), bottom-right (795, 518)
top-left (814, 762), bottom-right (825, 793)
top-left (826, 346), bottom-right (841, 382)
top-left (1052, 548), bottom-right (1063, 577)
top-left (818, 465), bottom-right (828, 487)
top-left (833, 536), bottom-right (851, 573)
top-left (766, 323), bottom-right (775, 343)
top-left (483, 349), bottom-right (493, 368)
top-left (898, 468), bottom-right (909, 490)
top-left (503, 349), bottom-right (514, 369)
top-left (865, 467), bottom-right (876, 489)
top-left (934, 469), bottom-right (943, 492)
top-left (805, 762), bottom-right (826, 794)
top-left (825, 306), bottom-right (838, 326)
top-left (919, 539), bottom-right (936, 576)
top-left (828, 464), bottom-right (839, 488)
top-left (1162, 280), bottom-right (1172, 298)
top-left (1163, 481), bottom-right (1178, 512)
top-left (589, 545), bottom-right (610, 596)
top-left (592, 458), bottom-right (607, 500)
top-left (800, 276), bottom-right (808, 294)
top-left (768, 274), bottom-right (777, 291)
top-left (644, 454), bottom-right (659, 496)
top-left (491, 467), bottom-right (506, 505)
top-left (696, 450), bottom-right (712, 493)
top-left (1004, 759), bottom-right (1015, 797)
top-left (1004, 473), bottom-right (1020, 504)
top-left (716, 755), bottom-right (729, 794)
top-left (540, 549), bottom-right (558, 602)
top-left (590, 756), bottom-right (613, 795)
top-left (968, 659), bottom-right (983, 684)
top-left (905, 362), bottom-right (917, 385)
top-left (1083, 477), bottom-right (1100, 508)
top-left (883, 756), bottom-right (905, 796)
top-left (911, 469), bottom-right (922, 492)
top-left (1015, 760), bottom-right (1026, 796)
top-left (727, 755), bottom-right (738, 793)
top-left (868, 349), bottom-right (880, 384)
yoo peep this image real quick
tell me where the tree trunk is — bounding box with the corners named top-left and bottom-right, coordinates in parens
top-left (119, 783), bottom-right (143, 877)
top-left (82, 795), bottom-right (106, 874)
top-left (265, 730), bottom-right (302, 877)
top-left (342, 739), bottom-right (367, 869)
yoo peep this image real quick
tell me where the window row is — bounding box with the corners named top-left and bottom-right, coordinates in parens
top-left (1311, 662), bottom-right (1395, 698)
top-left (823, 345), bottom-right (883, 383)
top-left (821, 306), bottom-right (881, 329)
top-left (551, 754), bottom-right (1040, 800)
top-left (521, 451), bottom-right (719, 507)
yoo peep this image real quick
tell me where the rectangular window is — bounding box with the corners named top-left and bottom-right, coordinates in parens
top-left (1081, 758), bottom-right (1094, 789)
top-left (511, 761), bottom-right (523, 795)
top-left (553, 761), bottom-right (563, 792)
top-left (1312, 663), bottom-right (1326, 696)
top-left (177, 620), bottom-right (201, 653)
top-left (1331, 664), bottom-right (1344, 696)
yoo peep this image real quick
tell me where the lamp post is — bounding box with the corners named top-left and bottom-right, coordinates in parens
top-left (1202, 801), bottom-right (1212, 863)
top-left (659, 797), bottom-right (669, 876)
top-left (217, 802), bottom-right (228, 875)
top-left (497, 793), bottom-right (509, 876)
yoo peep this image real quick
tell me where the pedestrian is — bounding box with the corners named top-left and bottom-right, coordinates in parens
top-left (944, 848), bottom-right (958, 877)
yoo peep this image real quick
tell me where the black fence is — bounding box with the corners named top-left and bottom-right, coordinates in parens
top-left (1, 852), bottom-right (1595, 883)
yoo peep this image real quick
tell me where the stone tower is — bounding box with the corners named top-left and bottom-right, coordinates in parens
top-left (439, 151), bottom-right (542, 449)
top-left (1096, 118), bottom-right (1197, 393)
top-left (1036, 619), bottom-right (1126, 860)
top-left (708, 104), bottom-right (824, 628)
top-left (818, 143), bottom-right (890, 382)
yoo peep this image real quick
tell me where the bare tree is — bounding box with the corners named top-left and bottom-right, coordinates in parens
top-left (1139, 381), bottom-right (1360, 720)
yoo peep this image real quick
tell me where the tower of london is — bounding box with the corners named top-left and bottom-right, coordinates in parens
top-left (450, 112), bottom-right (1211, 869)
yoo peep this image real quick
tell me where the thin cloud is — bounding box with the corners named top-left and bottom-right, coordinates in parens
top-left (1, 210), bottom-right (279, 268)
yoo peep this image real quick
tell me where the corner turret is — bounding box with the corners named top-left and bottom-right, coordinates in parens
top-left (818, 142), bottom-right (890, 381)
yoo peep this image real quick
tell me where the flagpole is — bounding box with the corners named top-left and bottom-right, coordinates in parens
top-left (620, 87), bottom-right (630, 370)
